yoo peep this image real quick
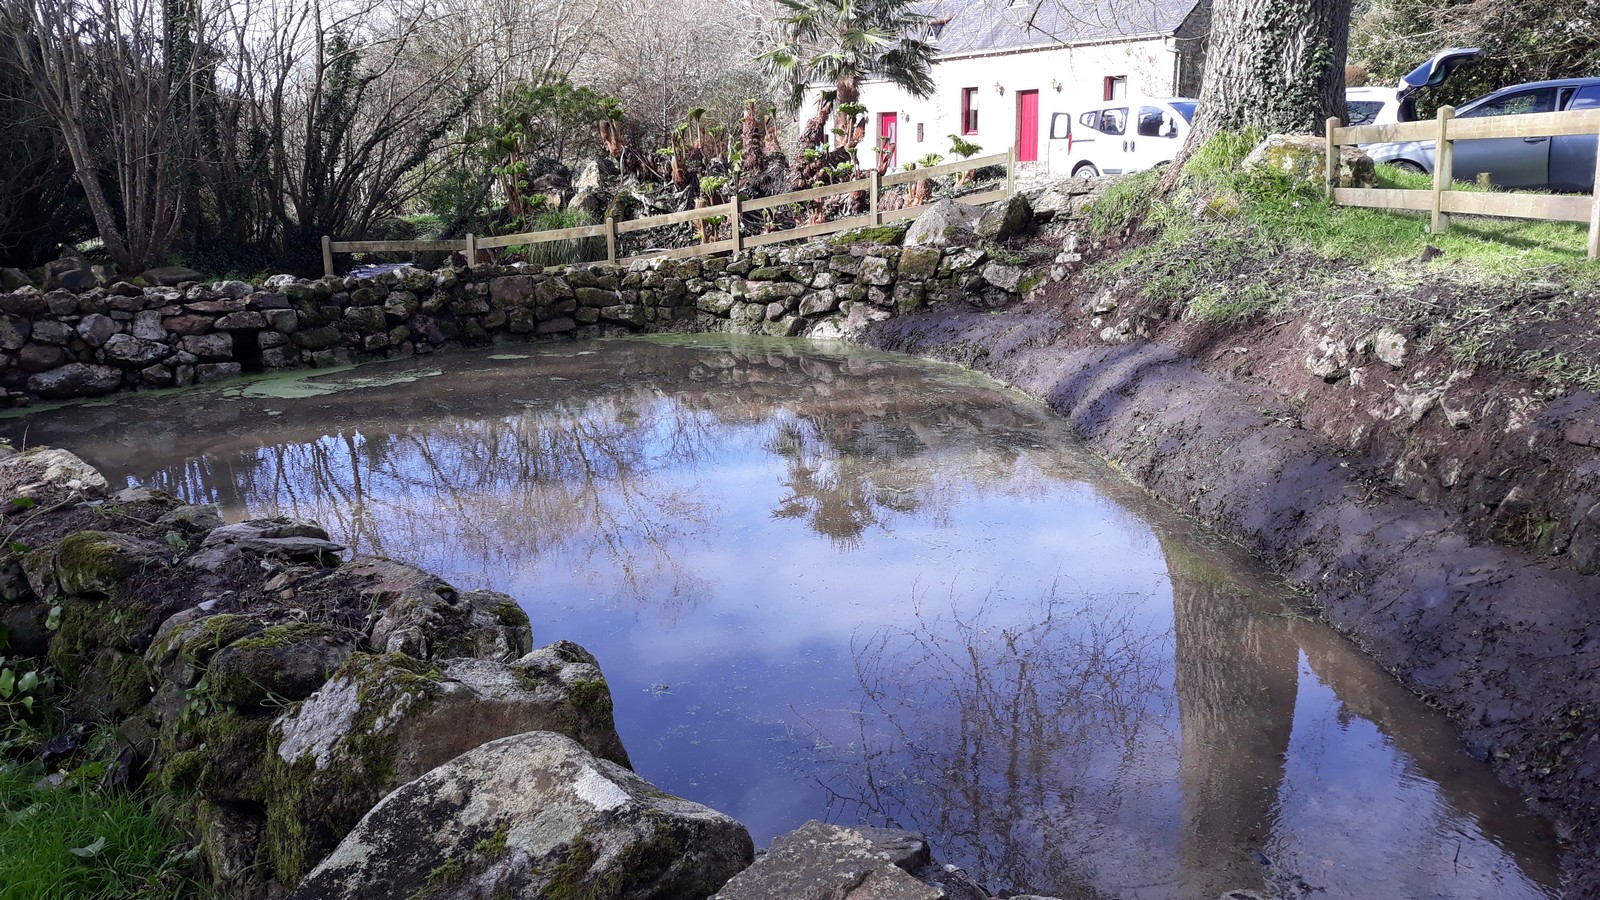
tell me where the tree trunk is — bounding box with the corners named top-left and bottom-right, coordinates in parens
top-left (1186, 0), bottom-right (1352, 147)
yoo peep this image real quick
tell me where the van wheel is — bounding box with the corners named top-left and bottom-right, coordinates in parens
top-left (1073, 162), bottom-right (1100, 178)
top-left (1391, 160), bottom-right (1426, 176)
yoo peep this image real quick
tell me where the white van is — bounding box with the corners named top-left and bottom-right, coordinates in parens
top-left (1046, 98), bottom-right (1197, 176)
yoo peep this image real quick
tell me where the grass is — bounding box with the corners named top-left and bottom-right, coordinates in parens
top-left (1084, 131), bottom-right (1600, 390)
top-left (0, 760), bottom-right (202, 899)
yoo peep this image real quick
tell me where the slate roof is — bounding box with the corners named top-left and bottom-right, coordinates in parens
top-left (921, 0), bottom-right (1201, 56)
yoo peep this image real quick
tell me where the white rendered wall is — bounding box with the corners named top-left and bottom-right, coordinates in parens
top-left (852, 38), bottom-right (1180, 172)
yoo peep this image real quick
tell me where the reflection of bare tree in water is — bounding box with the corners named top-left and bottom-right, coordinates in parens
top-left (811, 583), bottom-right (1175, 895)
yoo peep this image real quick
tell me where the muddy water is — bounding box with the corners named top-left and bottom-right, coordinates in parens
top-left (1, 336), bottom-right (1564, 899)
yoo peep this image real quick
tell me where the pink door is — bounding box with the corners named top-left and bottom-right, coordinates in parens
top-left (1017, 90), bottom-right (1039, 162)
top-left (878, 113), bottom-right (898, 169)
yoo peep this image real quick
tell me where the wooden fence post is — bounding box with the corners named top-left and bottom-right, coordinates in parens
top-left (464, 233), bottom-right (476, 268)
top-left (731, 194), bottom-right (744, 254)
top-left (605, 217), bottom-right (617, 265)
top-left (1588, 127), bottom-right (1600, 260)
top-left (1324, 117), bottom-right (1339, 200)
top-left (1005, 146), bottom-right (1017, 196)
top-left (321, 236), bottom-right (334, 278)
top-left (1431, 105), bottom-right (1456, 235)
top-left (870, 171), bottom-right (882, 225)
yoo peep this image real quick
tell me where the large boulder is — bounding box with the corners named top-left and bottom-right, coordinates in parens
top-left (976, 193), bottom-right (1034, 242)
top-left (904, 200), bottom-right (982, 248)
top-left (1244, 134), bottom-right (1377, 189)
top-left (258, 643), bottom-right (626, 884)
top-left (290, 730), bottom-right (754, 900)
top-left (27, 363), bottom-right (124, 398)
top-left (0, 447), bottom-right (110, 504)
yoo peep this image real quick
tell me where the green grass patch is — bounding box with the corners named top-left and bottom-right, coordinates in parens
top-left (1087, 132), bottom-right (1600, 388)
top-left (0, 762), bottom-right (202, 899)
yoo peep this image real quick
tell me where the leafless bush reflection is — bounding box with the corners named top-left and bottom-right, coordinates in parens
top-left (808, 582), bottom-right (1176, 894)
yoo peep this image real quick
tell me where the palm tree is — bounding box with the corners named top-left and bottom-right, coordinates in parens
top-left (762, 0), bottom-right (938, 142)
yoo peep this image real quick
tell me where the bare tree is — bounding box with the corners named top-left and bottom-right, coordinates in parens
top-left (4, 0), bottom-right (188, 272)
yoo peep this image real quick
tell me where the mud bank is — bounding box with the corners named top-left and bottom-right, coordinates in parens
top-left (864, 302), bottom-right (1600, 894)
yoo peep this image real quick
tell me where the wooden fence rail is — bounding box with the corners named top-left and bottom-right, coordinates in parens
top-left (1325, 108), bottom-right (1600, 260)
top-left (321, 149), bottom-right (1015, 276)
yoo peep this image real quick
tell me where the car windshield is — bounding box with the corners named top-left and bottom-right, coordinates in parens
top-left (1168, 101), bottom-right (1196, 122)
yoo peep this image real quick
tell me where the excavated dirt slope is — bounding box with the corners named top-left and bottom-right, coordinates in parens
top-left (864, 277), bottom-right (1600, 894)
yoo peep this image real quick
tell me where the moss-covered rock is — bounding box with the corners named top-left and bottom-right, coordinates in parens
top-left (207, 622), bottom-right (355, 708)
top-left (289, 731), bottom-right (753, 900)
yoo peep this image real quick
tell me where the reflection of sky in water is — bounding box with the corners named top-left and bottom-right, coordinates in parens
top-left (0, 338), bottom-right (1562, 900)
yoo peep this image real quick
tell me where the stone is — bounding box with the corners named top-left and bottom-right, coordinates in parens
top-left (1373, 327), bottom-right (1408, 368)
top-left (140, 266), bottom-right (204, 287)
top-left (163, 314), bottom-right (214, 336)
top-left (139, 364), bottom-right (174, 386)
top-left (196, 362), bottom-right (243, 384)
top-left (1245, 134), bottom-right (1377, 189)
top-left (859, 256), bottom-right (894, 286)
top-left (290, 731), bottom-right (753, 900)
top-left (46, 293), bottom-right (78, 316)
top-left (747, 281), bottom-right (807, 303)
top-left (980, 262), bottom-right (1023, 292)
top-left (343, 305), bottom-right (386, 333)
top-left (185, 299), bottom-right (246, 315)
top-left (713, 821), bottom-right (944, 900)
top-left (599, 304), bottom-right (646, 327)
top-left (52, 267), bottom-right (98, 293)
top-left (215, 311), bottom-right (268, 331)
top-left (697, 291), bottom-right (736, 315)
top-left (382, 292), bottom-right (419, 320)
top-left (0, 447), bottom-right (110, 504)
top-left (15, 343), bottom-right (64, 373)
top-left (248, 292), bottom-right (292, 311)
top-left (976, 193), bottom-right (1034, 242)
top-left (798, 291), bottom-right (837, 317)
top-left (536, 316), bottom-right (576, 335)
top-left (904, 199), bottom-right (982, 248)
top-left (0, 268), bottom-right (33, 291)
top-left (27, 363), bottom-right (123, 398)
top-left (208, 623), bottom-right (358, 707)
top-left (30, 320), bottom-right (72, 345)
top-left (179, 332), bottom-right (234, 361)
top-left (213, 280), bottom-right (253, 299)
top-left (265, 309), bottom-right (299, 333)
top-left (131, 310), bottom-right (167, 340)
top-left (897, 247), bottom-right (941, 281)
top-left (0, 314), bottom-right (31, 350)
top-left (367, 566), bottom-right (532, 662)
top-left (102, 334), bottom-right (173, 368)
top-left (195, 518), bottom-right (344, 568)
top-left (293, 326), bottom-right (343, 351)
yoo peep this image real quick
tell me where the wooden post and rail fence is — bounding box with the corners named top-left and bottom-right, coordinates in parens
top-left (1324, 107), bottom-right (1600, 260)
top-left (321, 149), bottom-right (1017, 277)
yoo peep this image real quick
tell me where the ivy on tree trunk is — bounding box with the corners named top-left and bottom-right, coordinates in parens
top-left (1187, 0), bottom-right (1352, 146)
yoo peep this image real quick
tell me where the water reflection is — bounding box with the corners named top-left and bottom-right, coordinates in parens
top-left (0, 336), bottom-right (1564, 899)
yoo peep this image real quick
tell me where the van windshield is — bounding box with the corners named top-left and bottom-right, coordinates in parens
top-left (1168, 101), bottom-right (1196, 122)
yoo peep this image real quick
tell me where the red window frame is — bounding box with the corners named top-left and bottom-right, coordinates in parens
top-left (961, 87), bottom-right (979, 134)
top-left (1103, 76), bottom-right (1126, 101)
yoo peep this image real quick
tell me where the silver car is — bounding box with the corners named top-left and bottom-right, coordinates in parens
top-left (1366, 77), bottom-right (1600, 191)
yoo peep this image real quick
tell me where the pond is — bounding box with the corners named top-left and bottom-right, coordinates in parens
top-left (2, 335), bottom-right (1565, 899)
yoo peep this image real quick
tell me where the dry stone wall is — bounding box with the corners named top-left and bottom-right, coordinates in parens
top-left (0, 227), bottom-right (1031, 407)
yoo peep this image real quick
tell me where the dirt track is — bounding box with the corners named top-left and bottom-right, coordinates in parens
top-left (865, 297), bottom-right (1600, 894)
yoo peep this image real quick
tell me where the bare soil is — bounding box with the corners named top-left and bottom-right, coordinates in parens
top-left (863, 248), bottom-right (1600, 895)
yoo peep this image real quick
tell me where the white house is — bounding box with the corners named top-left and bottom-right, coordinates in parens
top-left (853, 0), bottom-right (1211, 172)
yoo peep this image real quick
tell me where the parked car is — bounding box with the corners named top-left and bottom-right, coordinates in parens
top-left (1345, 47), bottom-right (1482, 127)
top-left (1045, 98), bottom-right (1196, 176)
top-left (1363, 77), bottom-right (1600, 191)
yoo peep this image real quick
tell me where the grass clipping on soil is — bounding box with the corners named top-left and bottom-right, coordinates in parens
top-left (1087, 131), bottom-right (1600, 393)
